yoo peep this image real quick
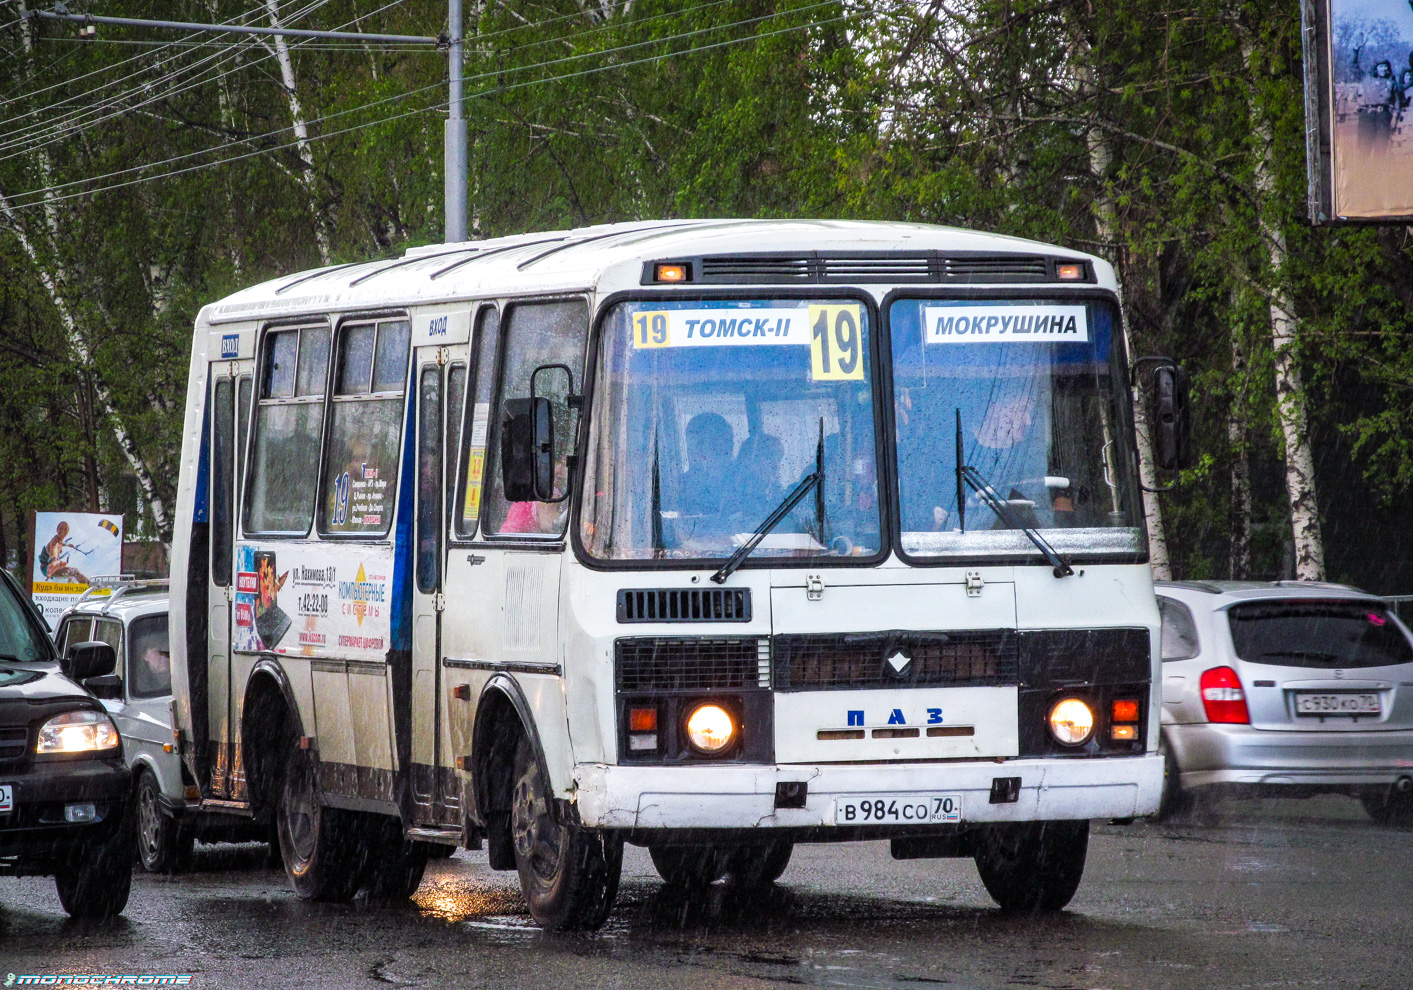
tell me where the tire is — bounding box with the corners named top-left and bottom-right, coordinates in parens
top-left (650, 845), bottom-right (730, 889)
top-left (55, 808), bottom-right (134, 918)
top-left (510, 735), bottom-right (622, 930)
top-left (1155, 743), bottom-right (1186, 822)
top-left (726, 842), bottom-right (793, 888)
top-left (1361, 790), bottom-right (1413, 825)
top-left (973, 820), bottom-right (1089, 913)
top-left (135, 770), bottom-right (188, 874)
top-left (363, 819), bottom-right (430, 901)
top-left (276, 745), bottom-right (362, 902)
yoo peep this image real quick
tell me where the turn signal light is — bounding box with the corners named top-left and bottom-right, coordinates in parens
top-left (654, 263), bottom-right (690, 283)
top-left (629, 707), bottom-right (658, 732)
top-left (1111, 724), bottom-right (1138, 741)
top-left (1112, 699), bottom-right (1140, 723)
top-left (1200, 666), bottom-right (1250, 724)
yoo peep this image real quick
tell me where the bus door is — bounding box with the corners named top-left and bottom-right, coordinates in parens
top-left (410, 331), bottom-right (469, 827)
top-left (207, 347), bottom-right (253, 798)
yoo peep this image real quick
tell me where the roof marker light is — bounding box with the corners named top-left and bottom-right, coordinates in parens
top-left (654, 263), bottom-right (690, 283)
top-left (1055, 263), bottom-right (1084, 280)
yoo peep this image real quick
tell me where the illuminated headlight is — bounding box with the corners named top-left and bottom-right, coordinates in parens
top-left (36, 710), bottom-right (120, 755)
top-left (685, 704), bottom-right (735, 754)
top-left (1047, 698), bottom-right (1095, 746)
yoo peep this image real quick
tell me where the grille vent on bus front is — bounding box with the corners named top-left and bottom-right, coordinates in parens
top-left (617, 588), bottom-right (752, 623)
top-left (773, 630), bottom-right (1019, 691)
top-left (670, 252), bottom-right (1076, 285)
top-left (616, 637), bottom-right (771, 691)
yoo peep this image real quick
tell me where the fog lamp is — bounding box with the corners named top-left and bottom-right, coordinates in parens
top-left (64, 803), bottom-right (97, 823)
top-left (685, 704), bottom-right (735, 754)
top-left (1048, 698), bottom-right (1095, 746)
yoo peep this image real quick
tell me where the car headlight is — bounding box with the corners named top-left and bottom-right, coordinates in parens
top-left (36, 710), bottom-right (120, 755)
top-left (1047, 697), bottom-right (1095, 746)
top-left (685, 704), bottom-right (735, 754)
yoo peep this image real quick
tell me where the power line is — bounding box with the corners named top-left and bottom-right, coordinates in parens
top-left (1, 5), bottom-right (867, 212)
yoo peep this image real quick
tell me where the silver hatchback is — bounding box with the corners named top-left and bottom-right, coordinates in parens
top-left (1156, 580), bottom-right (1413, 822)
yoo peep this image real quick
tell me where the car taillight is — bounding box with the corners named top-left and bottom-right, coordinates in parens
top-left (1200, 666), bottom-right (1249, 724)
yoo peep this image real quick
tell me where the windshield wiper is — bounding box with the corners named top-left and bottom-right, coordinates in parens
top-left (711, 427), bottom-right (825, 585)
top-left (955, 408), bottom-right (1074, 578)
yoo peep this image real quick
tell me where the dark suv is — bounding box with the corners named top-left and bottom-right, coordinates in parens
top-left (0, 569), bottom-right (133, 917)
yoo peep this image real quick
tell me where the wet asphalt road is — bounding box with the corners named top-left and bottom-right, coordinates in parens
top-left (2, 797), bottom-right (1409, 989)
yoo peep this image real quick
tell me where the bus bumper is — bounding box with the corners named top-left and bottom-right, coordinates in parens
top-left (572, 754), bottom-right (1163, 829)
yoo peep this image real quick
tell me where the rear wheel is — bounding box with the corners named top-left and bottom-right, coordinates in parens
top-left (55, 810), bottom-right (134, 918)
top-left (973, 820), bottom-right (1089, 913)
top-left (511, 736), bottom-right (622, 930)
top-left (1362, 789), bottom-right (1413, 825)
top-left (277, 746), bottom-right (362, 902)
top-left (650, 845), bottom-right (729, 889)
top-left (726, 842), bottom-right (793, 888)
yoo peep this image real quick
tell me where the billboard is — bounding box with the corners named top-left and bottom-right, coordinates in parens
top-left (28, 511), bottom-right (124, 628)
top-left (1305, 0), bottom-right (1413, 221)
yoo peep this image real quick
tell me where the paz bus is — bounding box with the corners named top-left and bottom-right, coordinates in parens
top-left (169, 219), bottom-right (1189, 928)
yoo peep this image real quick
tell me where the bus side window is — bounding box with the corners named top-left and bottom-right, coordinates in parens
top-left (455, 307), bottom-right (500, 538)
top-left (211, 377), bottom-right (234, 586)
top-left (318, 318), bottom-right (411, 536)
top-left (483, 300), bottom-right (588, 538)
top-left (246, 326), bottom-right (329, 535)
top-left (416, 366), bottom-right (442, 593)
top-left (237, 374), bottom-right (252, 524)
top-left (445, 362), bottom-right (467, 532)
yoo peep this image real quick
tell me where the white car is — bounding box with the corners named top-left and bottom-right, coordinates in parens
top-left (1156, 580), bottom-right (1413, 822)
top-left (54, 582), bottom-right (270, 871)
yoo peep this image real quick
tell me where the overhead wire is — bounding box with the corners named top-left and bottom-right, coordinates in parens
top-left (2, 0), bottom-right (848, 191)
top-left (2, 2), bottom-right (873, 212)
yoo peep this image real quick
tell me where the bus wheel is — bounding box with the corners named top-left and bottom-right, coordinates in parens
top-left (364, 822), bottom-right (431, 901)
top-left (973, 820), bottom-right (1088, 913)
top-left (510, 736), bottom-right (622, 930)
top-left (726, 841), bottom-right (793, 888)
top-left (277, 746), bottom-right (361, 902)
top-left (650, 845), bottom-right (729, 889)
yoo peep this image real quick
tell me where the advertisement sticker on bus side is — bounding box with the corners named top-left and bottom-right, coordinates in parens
top-left (233, 543), bottom-right (393, 661)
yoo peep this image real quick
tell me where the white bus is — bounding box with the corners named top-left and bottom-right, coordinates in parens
top-left (169, 219), bottom-right (1188, 928)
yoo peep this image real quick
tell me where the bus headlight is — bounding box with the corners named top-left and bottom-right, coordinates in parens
top-left (685, 704), bottom-right (735, 754)
top-left (1047, 698), bottom-right (1095, 746)
top-left (36, 710), bottom-right (120, 755)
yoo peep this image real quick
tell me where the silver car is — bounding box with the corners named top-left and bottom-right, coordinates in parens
top-left (1156, 580), bottom-right (1413, 822)
top-left (55, 583), bottom-right (270, 871)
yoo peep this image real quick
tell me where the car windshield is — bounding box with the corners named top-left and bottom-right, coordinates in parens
top-left (888, 297), bottom-right (1144, 561)
top-left (0, 574), bottom-right (55, 663)
top-left (580, 298), bottom-right (882, 562)
top-left (1227, 599), bottom-right (1413, 669)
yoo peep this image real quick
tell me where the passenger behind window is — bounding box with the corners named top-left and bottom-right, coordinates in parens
top-left (734, 433), bottom-right (785, 507)
top-left (500, 463), bottom-right (569, 535)
top-left (676, 412), bottom-right (736, 541)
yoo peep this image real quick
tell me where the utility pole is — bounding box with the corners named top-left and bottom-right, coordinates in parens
top-left (28, 6), bottom-right (469, 244)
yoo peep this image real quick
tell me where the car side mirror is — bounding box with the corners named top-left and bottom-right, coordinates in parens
top-left (501, 397), bottom-right (554, 502)
top-left (66, 641), bottom-right (117, 682)
top-left (1150, 364), bottom-right (1193, 471)
top-left (81, 673), bottom-right (124, 700)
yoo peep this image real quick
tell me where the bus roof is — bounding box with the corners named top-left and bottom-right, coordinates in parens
top-left (198, 218), bottom-right (1114, 327)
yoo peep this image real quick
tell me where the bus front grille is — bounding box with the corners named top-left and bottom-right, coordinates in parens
top-left (615, 637), bottom-right (771, 691)
top-left (772, 630), bottom-right (1018, 691)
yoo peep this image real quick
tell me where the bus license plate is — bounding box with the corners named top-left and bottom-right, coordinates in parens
top-left (834, 793), bottom-right (962, 825)
top-left (1295, 692), bottom-right (1380, 715)
top-left (0, 784), bottom-right (12, 814)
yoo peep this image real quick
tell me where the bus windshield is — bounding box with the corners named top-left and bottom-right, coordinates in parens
top-left (889, 297), bottom-right (1144, 561)
top-left (580, 298), bottom-right (882, 562)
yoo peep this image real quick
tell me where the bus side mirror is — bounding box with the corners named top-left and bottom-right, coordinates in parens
top-left (501, 397), bottom-right (554, 502)
top-left (1150, 363), bottom-right (1193, 471)
top-left (66, 641), bottom-right (117, 682)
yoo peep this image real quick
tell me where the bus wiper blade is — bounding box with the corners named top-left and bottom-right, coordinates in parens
top-left (958, 464), bottom-right (1074, 578)
top-left (711, 470), bottom-right (823, 586)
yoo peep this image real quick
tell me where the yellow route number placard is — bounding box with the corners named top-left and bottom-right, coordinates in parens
top-left (808, 304), bottom-right (865, 381)
top-left (632, 311), bottom-right (670, 348)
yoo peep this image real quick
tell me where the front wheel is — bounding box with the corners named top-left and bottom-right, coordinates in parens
top-left (55, 812), bottom-right (134, 918)
top-left (973, 820), bottom-right (1089, 913)
top-left (511, 736), bottom-right (622, 930)
top-left (277, 746), bottom-right (362, 902)
top-left (135, 770), bottom-right (191, 873)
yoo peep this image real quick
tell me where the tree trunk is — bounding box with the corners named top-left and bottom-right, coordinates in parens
top-left (1228, 320), bottom-right (1252, 579)
top-left (264, 0), bottom-right (331, 265)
